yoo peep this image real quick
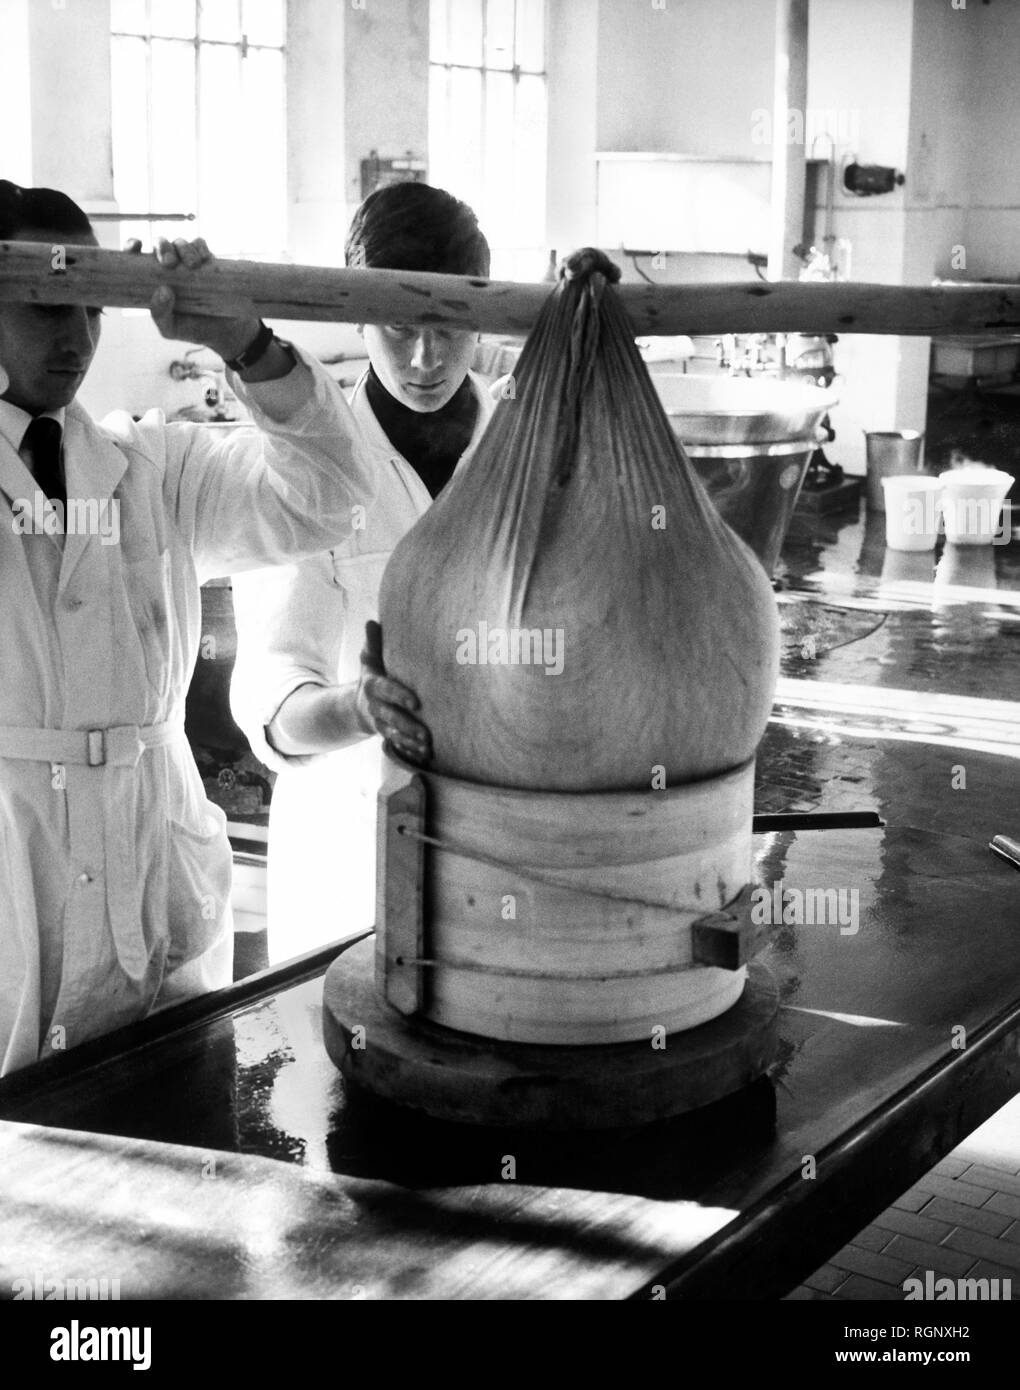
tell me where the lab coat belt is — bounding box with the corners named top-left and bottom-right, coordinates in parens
top-left (0, 720), bottom-right (185, 983)
top-left (0, 720), bottom-right (183, 767)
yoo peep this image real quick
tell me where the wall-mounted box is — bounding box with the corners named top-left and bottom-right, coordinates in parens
top-left (360, 151), bottom-right (427, 201)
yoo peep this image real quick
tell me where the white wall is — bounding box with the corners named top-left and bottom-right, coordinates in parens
top-left (344, 0), bottom-right (429, 214)
top-left (805, 0), bottom-right (915, 473)
top-left (960, 0), bottom-right (1020, 278)
top-left (0, 0), bottom-right (32, 183)
top-left (596, 0), bottom-right (774, 158)
top-left (905, 0), bottom-right (973, 282)
top-left (800, 0), bottom-right (988, 472)
top-left (547, 0), bottom-right (772, 285)
top-left (284, 0), bottom-right (431, 365)
top-left (898, 0), bottom-right (978, 451)
top-left (545, 0), bottom-right (598, 261)
top-left (287, 0), bottom-right (346, 267)
top-left (27, 0), bottom-right (113, 201)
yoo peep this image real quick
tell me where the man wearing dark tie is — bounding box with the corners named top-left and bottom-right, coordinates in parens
top-left (0, 180), bottom-right (373, 1074)
top-left (20, 417), bottom-right (65, 509)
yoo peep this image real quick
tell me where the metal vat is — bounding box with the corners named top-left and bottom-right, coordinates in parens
top-left (655, 374), bottom-right (838, 574)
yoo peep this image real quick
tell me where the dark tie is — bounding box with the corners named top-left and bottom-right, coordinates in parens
top-left (22, 417), bottom-right (66, 509)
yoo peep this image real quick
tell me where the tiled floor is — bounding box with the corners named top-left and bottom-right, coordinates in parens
top-left (788, 1093), bottom-right (1020, 1299)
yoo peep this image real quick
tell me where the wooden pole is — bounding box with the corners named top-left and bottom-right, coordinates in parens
top-left (2, 241), bottom-right (1020, 338)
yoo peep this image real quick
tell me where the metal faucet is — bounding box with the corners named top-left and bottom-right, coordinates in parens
top-left (168, 346), bottom-right (235, 419)
top-left (168, 344), bottom-right (219, 382)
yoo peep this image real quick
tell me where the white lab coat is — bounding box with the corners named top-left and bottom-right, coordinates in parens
top-left (229, 370), bottom-right (496, 961)
top-left (0, 348), bottom-right (378, 1075)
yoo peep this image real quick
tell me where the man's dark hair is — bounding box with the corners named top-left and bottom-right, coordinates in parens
top-left (0, 180), bottom-right (94, 240)
top-left (345, 183), bottom-right (490, 277)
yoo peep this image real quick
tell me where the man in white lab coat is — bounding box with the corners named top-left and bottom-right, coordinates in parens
top-left (230, 184), bottom-right (497, 961)
top-left (0, 181), bottom-right (376, 1075)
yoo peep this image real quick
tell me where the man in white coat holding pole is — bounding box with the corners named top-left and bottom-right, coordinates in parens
top-left (0, 180), bottom-right (382, 1075)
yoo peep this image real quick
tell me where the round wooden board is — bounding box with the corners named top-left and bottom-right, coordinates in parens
top-left (322, 938), bottom-right (779, 1130)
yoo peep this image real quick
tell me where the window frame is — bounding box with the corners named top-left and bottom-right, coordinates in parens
top-left (428, 0), bottom-right (548, 282)
top-left (110, 0), bottom-right (288, 258)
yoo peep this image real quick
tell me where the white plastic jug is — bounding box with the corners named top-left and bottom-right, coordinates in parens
top-left (880, 474), bottom-right (941, 551)
top-left (938, 467), bottom-right (1014, 545)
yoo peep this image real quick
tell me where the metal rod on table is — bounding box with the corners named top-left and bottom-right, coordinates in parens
top-left (3, 241), bottom-right (1020, 337)
top-left (87, 213), bottom-right (197, 222)
top-left (989, 835), bottom-right (1020, 871)
top-left (753, 811), bottom-right (885, 832)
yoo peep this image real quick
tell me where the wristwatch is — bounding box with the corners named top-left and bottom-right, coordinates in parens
top-left (224, 320), bottom-right (276, 373)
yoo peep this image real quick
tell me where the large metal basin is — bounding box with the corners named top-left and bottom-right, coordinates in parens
top-left (655, 375), bottom-right (838, 574)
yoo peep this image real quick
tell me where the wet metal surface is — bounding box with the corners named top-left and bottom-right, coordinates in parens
top-left (4, 804), bottom-right (1018, 1299)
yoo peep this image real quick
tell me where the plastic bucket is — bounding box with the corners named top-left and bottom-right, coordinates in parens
top-left (865, 431), bottom-right (924, 511)
top-left (938, 467), bottom-right (1014, 545)
top-left (881, 474), bottom-right (941, 551)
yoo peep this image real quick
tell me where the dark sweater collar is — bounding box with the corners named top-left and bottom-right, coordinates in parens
top-left (365, 365), bottom-right (478, 500)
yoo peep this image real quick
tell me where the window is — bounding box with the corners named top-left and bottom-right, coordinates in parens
top-left (429, 0), bottom-right (548, 282)
top-left (110, 0), bottom-right (286, 258)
